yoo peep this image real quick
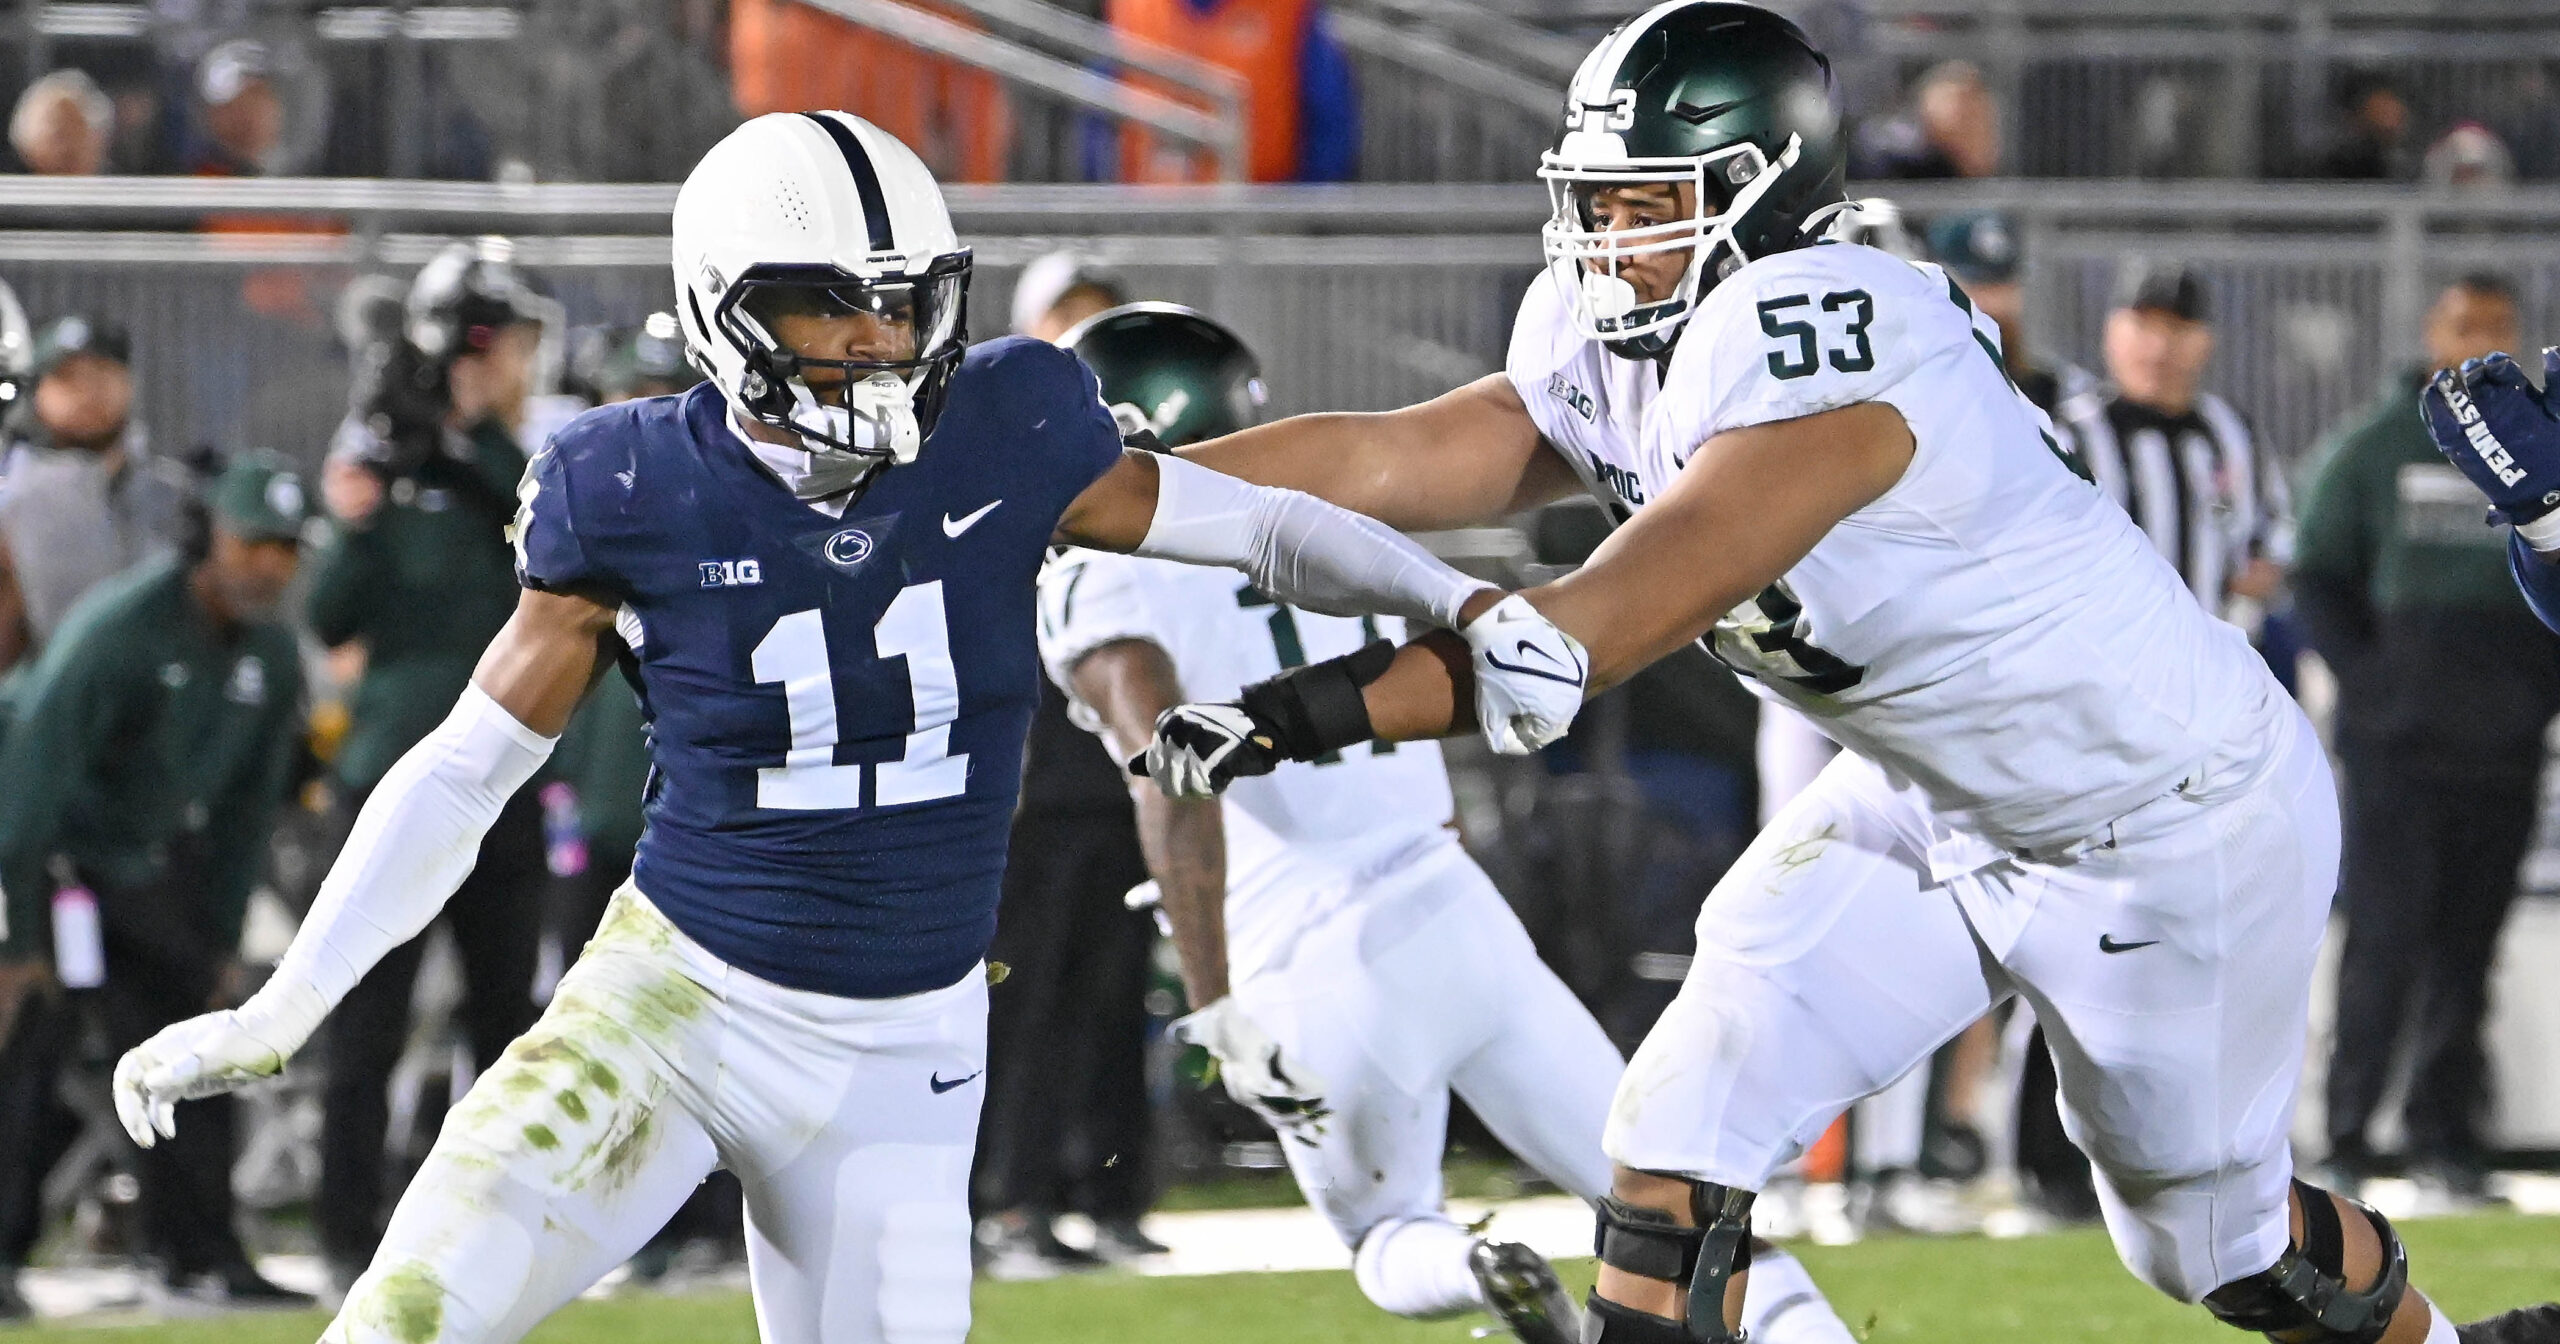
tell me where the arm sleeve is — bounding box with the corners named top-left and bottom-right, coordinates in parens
top-left (254, 684), bottom-right (554, 1012)
top-left (1035, 551), bottom-right (1169, 731)
top-left (0, 639), bottom-right (122, 956)
top-left (1132, 453), bottom-right (1486, 629)
top-left (203, 652), bottom-right (306, 952)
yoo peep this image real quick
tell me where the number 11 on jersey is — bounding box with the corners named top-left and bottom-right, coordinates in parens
top-left (750, 581), bottom-right (970, 811)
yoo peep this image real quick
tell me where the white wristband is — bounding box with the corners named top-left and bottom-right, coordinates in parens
top-left (2516, 509), bottom-right (2560, 553)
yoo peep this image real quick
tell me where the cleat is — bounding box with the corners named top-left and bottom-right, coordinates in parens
top-left (1469, 1239), bottom-right (1581, 1344)
top-left (2460, 1303), bottom-right (2560, 1344)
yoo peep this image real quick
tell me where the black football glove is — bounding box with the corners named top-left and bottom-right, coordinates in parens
top-left (1133, 702), bottom-right (1282, 799)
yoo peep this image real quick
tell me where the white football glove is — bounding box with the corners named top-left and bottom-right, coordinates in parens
top-left (1171, 996), bottom-right (1329, 1140)
top-left (1134, 702), bottom-right (1281, 799)
top-left (1460, 594), bottom-right (1588, 755)
top-left (113, 980), bottom-right (328, 1147)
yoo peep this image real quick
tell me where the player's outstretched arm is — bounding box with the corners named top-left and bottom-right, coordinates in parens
top-left (112, 587), bottom-right (616, 1146)
top-left (1058, 450), bottom-right (1588, 766)
top-left (1353, 400), bottom-right (1916, 747)
top-left (1178, 374), bottom-right (1581, 530)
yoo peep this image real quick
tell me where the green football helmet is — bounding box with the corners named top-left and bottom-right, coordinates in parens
top-left (1057, 303), bottom-right (1268, 449)
top-left (1541, 0), bottom-right (1848, 357)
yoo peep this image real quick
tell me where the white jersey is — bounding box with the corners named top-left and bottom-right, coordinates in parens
top-left (1507, 242), bottom-right (2285, 854)
top-left (1036, 549), bottom-right (1460, 977)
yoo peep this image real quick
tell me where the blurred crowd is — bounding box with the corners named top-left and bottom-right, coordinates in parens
top-left (10, 4), bottom-right (2560, 187)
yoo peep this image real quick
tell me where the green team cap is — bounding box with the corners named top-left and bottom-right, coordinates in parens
top-left (210, 452), bottom-right (312, 543)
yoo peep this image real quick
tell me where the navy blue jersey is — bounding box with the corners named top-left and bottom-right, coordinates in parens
top-left (515, 336), bottom-right (1125, 998)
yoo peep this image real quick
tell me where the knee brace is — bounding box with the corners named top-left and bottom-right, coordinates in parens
top-left (1585, 1180), bottom-right (1756, 1344)
top-left (2202, 1181), bottom-right (2409, 1344)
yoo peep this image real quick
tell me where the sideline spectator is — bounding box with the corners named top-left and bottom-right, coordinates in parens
top-left (0, 318), bottom-right (188, 673)
top-left (305, 247), bottom-right (550, 1294)
top-left (1925, 208), bottom-right (2093, 416)
top-left (972, 273), bottom-right (1162, 1273)
top-left (0, 454), bottom-right (312, 1310)
top-left (2057, 261), bottom-right (2287, 618)
top-left (1110, 0), bottom-right (1358, 183)
top-left (190, 41), bottom-right (285, 177)
top-left (543, 314), bottom-right (740, 1281)
top-left (6, 71), bottom-right (112, 176)
top-left (2422, 122), bottom-right (2517, 191)
top-left (1009, 252), bottom-right (1127, 344)
top-left (2312, 70), bottom-right (2414, 181)
top-left (1855, 60), bottom-right (1999, 180)
top-left (729, 0), bottom-right (1010, 183)
top-left (2293, 274), bottom-right (2554, 1208)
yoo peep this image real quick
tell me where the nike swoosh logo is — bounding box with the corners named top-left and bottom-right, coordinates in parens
top-left (942, 500), bottom-right (1001, 537)
top-left (2098, 935), bottom-right (2159, 954)
top-left (1483, 645), bottom-right (1587, 687)
top-left (930, 1070), bottom-right (982, 1094)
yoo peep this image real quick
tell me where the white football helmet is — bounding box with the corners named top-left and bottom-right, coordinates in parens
top-left (672, 112), bottom-right (972, 481)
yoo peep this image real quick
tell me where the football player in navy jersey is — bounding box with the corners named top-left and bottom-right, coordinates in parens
top-left (102, 111), bottom-right (1588, 1344)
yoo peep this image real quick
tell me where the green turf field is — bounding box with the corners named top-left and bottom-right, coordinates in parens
top-left (10, 1215), bottom-right (2558, 1342)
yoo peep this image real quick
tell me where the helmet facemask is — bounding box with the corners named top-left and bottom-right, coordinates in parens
top-left (712, 255), bottom-right (971, 489)
top-left (1540, 134), bottom-right (1803, 359)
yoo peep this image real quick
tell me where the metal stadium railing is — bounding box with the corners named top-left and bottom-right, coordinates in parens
top-left (2, 178), bottom-right (2558, 477)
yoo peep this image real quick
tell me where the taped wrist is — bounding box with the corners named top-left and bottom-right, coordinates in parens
top-left (1236, 640), bottom-right (1395, 763)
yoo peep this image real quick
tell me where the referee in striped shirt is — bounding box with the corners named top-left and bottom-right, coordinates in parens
top-left (2055, 261), bottom-right (2291, 619)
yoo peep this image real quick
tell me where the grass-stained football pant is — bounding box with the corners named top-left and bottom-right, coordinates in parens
top-left (323, 885), bottom-right (986, 1344)
top-left (1607, 709), bottom-right (2339, 1304)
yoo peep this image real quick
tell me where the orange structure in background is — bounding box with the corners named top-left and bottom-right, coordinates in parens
top-left (730, 0), bottom-right (1013, 184)
top-left (1109, 0), bottom-right (1304, 182)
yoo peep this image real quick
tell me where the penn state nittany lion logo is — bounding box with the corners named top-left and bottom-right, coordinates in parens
top-left (824, 528), bottom-right (874, 567)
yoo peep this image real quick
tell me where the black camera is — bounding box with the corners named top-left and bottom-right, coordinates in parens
top-left (346, 334), bottom-right (453, 482)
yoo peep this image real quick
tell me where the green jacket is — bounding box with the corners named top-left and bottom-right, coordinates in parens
top-left (2294, 370), bottom-right (2560, 765)
top-left (306, 420), bottom-right (527, 790)
top-left (0, 558), bottom-right (304, 960)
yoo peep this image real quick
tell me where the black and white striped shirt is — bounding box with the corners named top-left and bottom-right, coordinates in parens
top-left (2054, 387), bottom-right (2290, 608)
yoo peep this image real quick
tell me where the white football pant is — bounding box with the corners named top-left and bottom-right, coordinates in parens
top-left (324, 886), bottom-right (985, 1344)
top-left (1240, 840), bottom-right (1854, 1343)
top-left (1610, 710), bottom-right (2339, 1303)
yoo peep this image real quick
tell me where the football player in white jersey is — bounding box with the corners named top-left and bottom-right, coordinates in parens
top-left (1125, 4), bottom-right (2558, 1342)
top-left (1035, 305), bottom-right (1855, 1344)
